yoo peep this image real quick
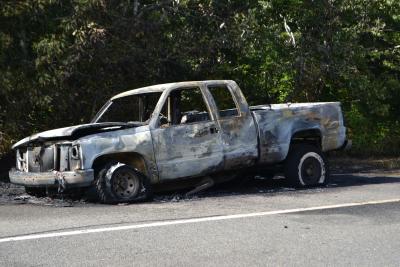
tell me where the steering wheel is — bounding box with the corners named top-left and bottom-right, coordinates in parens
top-left (159, 112), bottom-right (169, 125)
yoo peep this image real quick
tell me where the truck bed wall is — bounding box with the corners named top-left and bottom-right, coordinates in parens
top-left (251, 102), bottom-right (346, 164)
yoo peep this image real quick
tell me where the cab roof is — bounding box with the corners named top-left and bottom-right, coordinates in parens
top-left (111, 80), bottom-right (234, 100)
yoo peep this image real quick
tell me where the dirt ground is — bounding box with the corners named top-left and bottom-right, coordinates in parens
top-left (329, 155), bottom-right (400, 173)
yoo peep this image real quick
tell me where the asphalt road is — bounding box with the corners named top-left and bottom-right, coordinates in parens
top-left (1, 170), bottom-right (400, 266)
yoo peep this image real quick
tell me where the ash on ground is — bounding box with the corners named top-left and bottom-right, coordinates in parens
top-left (1, 167), bottom-right (399, 206)
top-left (0, 175), bottom-right (296, 206)
top-left (0, 182), bottom-right (90, 207)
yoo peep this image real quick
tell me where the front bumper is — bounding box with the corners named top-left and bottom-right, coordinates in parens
top-left (9, 169), bottom-right (94, 187)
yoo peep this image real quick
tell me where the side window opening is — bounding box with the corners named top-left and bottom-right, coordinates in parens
top-left (159, 87), bottom-right (211, 127)
top-left (207, 85), bottom-right (239, 118)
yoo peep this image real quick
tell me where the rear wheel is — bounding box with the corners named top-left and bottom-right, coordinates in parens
top-left (94, 162), bottom-right (151, 204)
top-left (284, 144), bottom-right (329, 187)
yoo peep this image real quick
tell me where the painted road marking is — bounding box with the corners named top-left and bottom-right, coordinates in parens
top-left (1, 198), bottom-right (399, 243)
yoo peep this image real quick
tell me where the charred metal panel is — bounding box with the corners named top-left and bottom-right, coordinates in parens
top-left (76, 125), bottom-right (159, 183)
top-left (16, 149), bottom-right (27, 171)
top-left (40, 145), bottom-right (55, 171)
top-left (201, 81), bottom-right (259, 170)
top-left (27, 147), bottom-right (41, 172)
top-left (252, 102), bottom-right (346, 164)
top-left (151, 121), bottom-right (224, 180)
top-left (18, 145), bottom-right (57, 172)
top-left (12, 122), bottom-right (142, 149)
top-left (58, 145), bottom-right (70, 171)
top-left (10, 80), bottom-right (348, 190)
top-left (216, 116), bottom-right (258, 169)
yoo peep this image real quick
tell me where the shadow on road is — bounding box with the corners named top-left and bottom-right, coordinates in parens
top-left (153, 171), bottom-right (400, 202)
top-left (1, 171), bottom-right (399, 206)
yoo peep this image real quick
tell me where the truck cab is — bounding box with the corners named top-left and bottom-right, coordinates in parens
top-left (148, 80), bottom-right (258, 181)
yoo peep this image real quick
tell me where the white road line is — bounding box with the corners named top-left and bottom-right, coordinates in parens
top-left (1, 198), bottom-right (399, 243)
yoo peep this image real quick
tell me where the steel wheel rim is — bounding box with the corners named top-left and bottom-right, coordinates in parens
top-left (301, 157), bottom-right (322, 185)
top-left (111, 170), bottom-right (140, 199)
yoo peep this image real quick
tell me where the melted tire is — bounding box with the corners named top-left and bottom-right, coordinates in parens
top-left (94, 162), bottom-right (152, 204)
top-left (284, 144), bottom-right (329, 187)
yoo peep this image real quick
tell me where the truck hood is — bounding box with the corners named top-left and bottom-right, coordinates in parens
top-left (12, 122), bottom-right (143, 149)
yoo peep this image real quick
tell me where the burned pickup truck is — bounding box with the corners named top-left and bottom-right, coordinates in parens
top-left (9, 80), bottom-right (349, 203)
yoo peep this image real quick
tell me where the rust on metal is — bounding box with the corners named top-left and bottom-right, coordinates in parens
top-left (8, 80), bottom-right (348, 191)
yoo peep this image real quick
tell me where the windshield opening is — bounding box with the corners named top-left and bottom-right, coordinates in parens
top-left (94, 92), bottom-right (162, 124)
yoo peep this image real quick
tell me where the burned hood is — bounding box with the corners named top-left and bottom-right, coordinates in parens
top-left (12, 122), bottom-right (144, 149)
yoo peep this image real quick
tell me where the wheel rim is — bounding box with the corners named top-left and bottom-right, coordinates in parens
top-left (300, 156), bottom-right (322, 185)
top-left (111, 169), bottom-right (140, 199)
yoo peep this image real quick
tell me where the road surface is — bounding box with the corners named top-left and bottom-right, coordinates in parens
top-left (1, 170), bottom-right (400, 266)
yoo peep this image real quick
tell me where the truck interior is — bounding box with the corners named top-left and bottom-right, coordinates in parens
top-left (159, 87), bottom-right (211, 126)
top-left (159, 85), bottom-right (240, 127)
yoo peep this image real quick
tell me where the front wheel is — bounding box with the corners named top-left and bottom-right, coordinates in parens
top-left (284, 144), bottom-right (329, 187)
top-left (94, 162), bottom-right (152, 204)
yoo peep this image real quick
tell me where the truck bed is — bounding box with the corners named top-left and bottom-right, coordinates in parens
top-left (250, 102), bottom-right (347, 164)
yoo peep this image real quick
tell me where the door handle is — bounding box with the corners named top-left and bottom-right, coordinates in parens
top-left (209, 127), bottom-right (219, 134)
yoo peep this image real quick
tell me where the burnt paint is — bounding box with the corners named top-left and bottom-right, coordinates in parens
top-left (10, 80), bottom-right (347, 188)
top-left (76, 125), bottom-right (159, 183)
top-left (252, 102), bottom-right (346, 164)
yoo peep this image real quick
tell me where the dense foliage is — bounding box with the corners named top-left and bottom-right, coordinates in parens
top-left (1, 0), bottom-right (399, 156)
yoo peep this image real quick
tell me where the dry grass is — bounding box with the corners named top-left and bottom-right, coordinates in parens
top-left (329, 155), bottom-right (400, 173)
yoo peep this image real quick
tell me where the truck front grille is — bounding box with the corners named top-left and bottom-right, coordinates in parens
top-left (17, 144), bottom-right (71, 172)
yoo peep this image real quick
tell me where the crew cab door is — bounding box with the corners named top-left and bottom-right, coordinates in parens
top-left (151, 86), bottom-right (224, 180)
top-left (205, 81), bottom-right (258, 169)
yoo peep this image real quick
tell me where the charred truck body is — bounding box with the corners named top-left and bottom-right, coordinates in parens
top-left (9, 80), bottom-right (350, 203)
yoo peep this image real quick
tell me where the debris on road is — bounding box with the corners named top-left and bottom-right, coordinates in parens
top-left (1, 167), bottom-right (399, 207)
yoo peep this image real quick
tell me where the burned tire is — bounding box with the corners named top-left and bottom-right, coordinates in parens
top-left (24, 187), bottom-right (47, 197)
top-left (284, 144), bottom-right (329, 187)
top-left (94, 162), bottom-right (152, 204)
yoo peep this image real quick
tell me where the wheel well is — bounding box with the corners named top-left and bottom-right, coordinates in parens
top-left (92, 152), bottom-right (148, 176)
top-left (290, 129), bottom-right (322, 148)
